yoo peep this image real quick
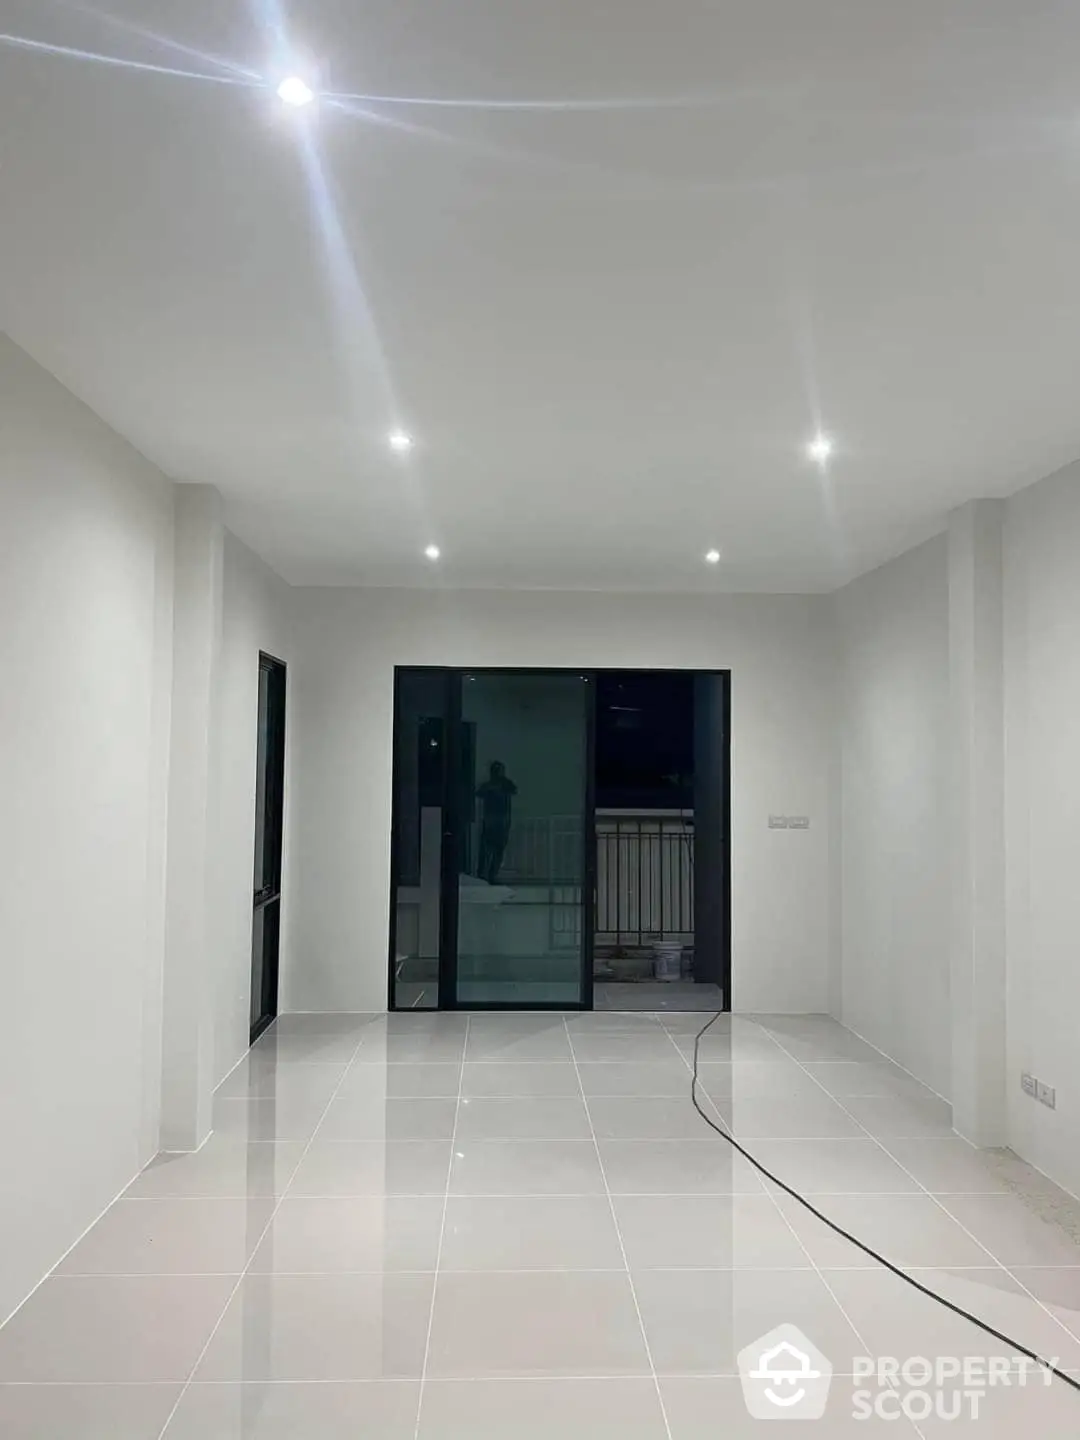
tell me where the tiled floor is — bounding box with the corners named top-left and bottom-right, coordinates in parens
top-left (2, 1012), bottom-right (1080, 1436)
top-left (595, 982), bottom-right (725, 1012)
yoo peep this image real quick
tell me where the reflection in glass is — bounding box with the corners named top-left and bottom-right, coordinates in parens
top-left (455, 673), bottom-right (588, 1006)
top-left (390, 672), bottom-right (448, 1008)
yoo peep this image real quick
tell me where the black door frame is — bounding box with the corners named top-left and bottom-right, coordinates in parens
top-left (387, 665), bottom-right (731, 1013)
top-left (250, 652), bottom-right (287, 1043)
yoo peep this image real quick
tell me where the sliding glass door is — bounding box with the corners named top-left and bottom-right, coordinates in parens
top-left (454, 671), bottom-right (590, 1006)
top-left (389, 669), bottom-right (593, 1009)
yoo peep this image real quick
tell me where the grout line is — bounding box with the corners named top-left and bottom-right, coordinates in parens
top-left (760, 1025), bottom-right (1080, 1365)
top-left (117, 1189), bottom-right (1030, 1202)
top-left (565, 1018), bottom-right (674, 1440)
top-left (17, 1364), bottom-right (1066, 1388)
top-left (151, 1026), bottom-right (371, 1439)
top-left (50, 1262), bottom-right (1043, 1279)
top-left (664, 1018), bottom-right (928, 1439)
top-left (412, 1017), bottom-right (468, 1440)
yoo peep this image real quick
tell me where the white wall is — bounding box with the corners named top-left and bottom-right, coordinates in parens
top-left (834, 536), bottom-right (952, 1097)
top-left (285, 587), bottom-right (836, 1015)
top-left (211, 532), bottom-right (292, 1084)
top-left (0, 335), bottom-right (295, 1319)
top-left (0, 335), bottom-right (174, 1323)
top-left (1004, 461), bottom-right (1080, 1197)
top-left (832, 469), bottom-right (1080, 1196)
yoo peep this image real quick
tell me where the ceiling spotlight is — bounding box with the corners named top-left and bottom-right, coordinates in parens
top-left (388, 430), bottom-right (413, 453)
top-left (277, 76), bottom-right (314, 107)
top-left (424, 544), bottom-right (441, 561)
top-left (705, 549), bottom-right (722, 565)
top-left (807, 433), bottom-right (834, 465)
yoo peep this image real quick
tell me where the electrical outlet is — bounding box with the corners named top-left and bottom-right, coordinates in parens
top-left (1021, 1073), bottom-right (1037, 1098)
top-left (1036, 1081), bottom-right (1057, 1110)
top-left (788, 816), bottom-right (811, 830)
top-left (768, 815), bottom-right (789, 829)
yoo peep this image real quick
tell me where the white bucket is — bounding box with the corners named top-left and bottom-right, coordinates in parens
top-left (653, 942), bottom-right (683, 982)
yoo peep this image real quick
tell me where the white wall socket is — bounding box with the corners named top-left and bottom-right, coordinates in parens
top-left (1022, 1072), bottom-right (1056, 1109)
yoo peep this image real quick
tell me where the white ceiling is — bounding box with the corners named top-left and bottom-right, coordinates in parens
top-left (3, 0), bottom-right (1080, 591)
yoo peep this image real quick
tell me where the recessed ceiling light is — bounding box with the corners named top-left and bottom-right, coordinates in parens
top-left (388, 430), bottom-right (413, 453)
top-left (807, 433), bottom-right (834, 465)
top-left (277, 76), bottom-right (314, 107)
top-left (705, 549), bottom-right (722, 565)
top-left (424, 544), bottom-right (441, 561)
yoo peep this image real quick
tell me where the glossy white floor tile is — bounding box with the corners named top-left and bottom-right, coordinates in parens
top-left (425, 1270), bottom-right (651, 1377)
top-left (57, 1197), bottom-right (276, 1276)
top-left (4, 1010), bottom-right (1080, 1437)
top-left (316, 1094), bottom-right (459, 1141)
top-left (454, 1095), bottom-right (592, 1140)
top-left (441, 1195), bottom-right (624, 1271)
top-left (0, 1276), bottom-right (236, 1381)
top-left (632, 1266), bottom-right (867, 1375)
top-left (164, 1381), bottom-right (419, 1438)
top-left (775, 1192), bottom-right (998, 1269)
top-left (211, 1093), bottom-right (331, 1143)
top-left (194, 1272), bottom-right (436, 1380)
top-left (126, 1137), bottom-right (305, 1199)
top-left (0, 1382), bottom-right (180, 1440)
top-left (460, 1060), bottom-right (583, 1097)
top-left (418, 1376), bottom-right (668, 1437)
top-left (287, 1140), bottom-right (453, 1197)
top-left (611, 1193), bottom-right (810, 1270)
top-left (660, 1376), bottom-right (923, 1435)
top-left (449, 1139), bottom-right (607, 1195)
top-left (821, 1265), bottom-right (1080, 1371)
top-left (248, 1196), bottom-right (444, 1273)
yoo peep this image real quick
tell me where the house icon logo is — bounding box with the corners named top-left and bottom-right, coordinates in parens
top-left (737, 1324), bottom-right (833, 1419)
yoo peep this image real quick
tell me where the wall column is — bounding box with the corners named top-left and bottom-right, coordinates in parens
top-left (948, 500), bottom-right (1007, 1145)
top-left (160, 485), bottom-right (224, 1151)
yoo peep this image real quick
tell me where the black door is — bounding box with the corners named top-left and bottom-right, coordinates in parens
top-left (251, 653), bottom-right (286, 1041)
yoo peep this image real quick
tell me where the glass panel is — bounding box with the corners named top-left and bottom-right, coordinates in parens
top-left (250, 904), bottom-right (265, 1033)
top-left (391, 671), bottom-right (449, 1009)
top-left (251, 657), bottom-right (286, 1040)
top-left (250, 897), bottom-right (280, 1033)
top-left (455, 672), bottom-right (588, 1006)
top-left (253, 664), bottom-right (270, 891)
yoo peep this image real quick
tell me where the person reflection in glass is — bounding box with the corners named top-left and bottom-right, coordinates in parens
top-left (476, 760), bottom-right (517, 884)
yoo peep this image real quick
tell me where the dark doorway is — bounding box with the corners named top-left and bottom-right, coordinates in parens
top-left (250, 653), bottom-right (286, 1042)
top-left (593, 670), bottom-right (730, 1011)
top-left (388, 667), bottom-right (730, 1013)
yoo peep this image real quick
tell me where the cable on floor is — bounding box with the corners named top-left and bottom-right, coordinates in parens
top-left (689, 1011), bottom-right (1080, 1395)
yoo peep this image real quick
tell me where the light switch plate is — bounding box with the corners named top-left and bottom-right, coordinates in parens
top-left (768, 815), bottom-right (789, 829)
top-left (788, 816), bottom-right (811, 830)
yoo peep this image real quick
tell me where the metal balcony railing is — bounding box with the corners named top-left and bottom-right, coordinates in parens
top-left (479, 809), bottom-right (694, 950)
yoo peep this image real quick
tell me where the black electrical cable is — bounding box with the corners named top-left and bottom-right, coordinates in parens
top-left (689, 1010), bottom-right (1080, 1395)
